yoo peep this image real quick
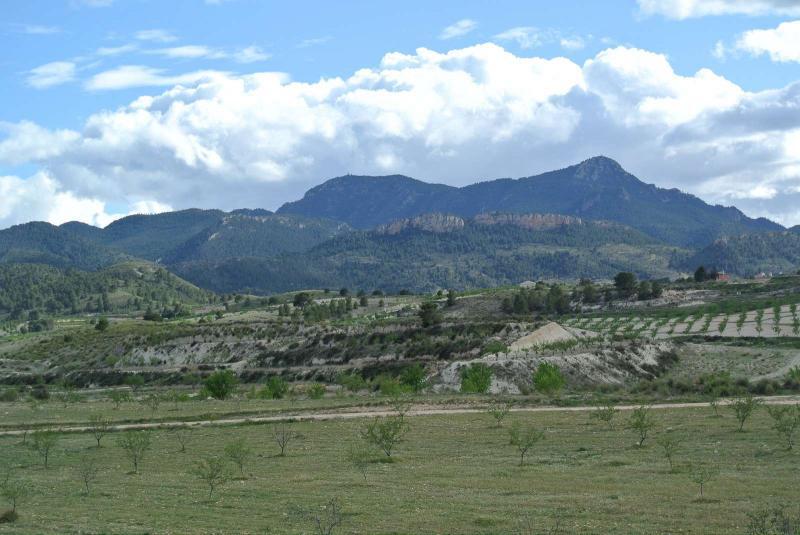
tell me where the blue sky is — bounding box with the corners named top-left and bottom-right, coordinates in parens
top-left (2, 0), bottom-right (800, 228)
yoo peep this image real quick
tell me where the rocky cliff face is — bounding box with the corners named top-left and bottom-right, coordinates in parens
top-left (473, 213), bottom-right (582, 230)
top-left (376, 213), bottom-right (466, 235)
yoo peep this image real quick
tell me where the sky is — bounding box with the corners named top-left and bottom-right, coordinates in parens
top-left (3, 0), bottom-right (800, 228)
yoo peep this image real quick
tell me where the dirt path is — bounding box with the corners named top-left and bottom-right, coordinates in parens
top-left (2, 396), bottom-right (798, 437)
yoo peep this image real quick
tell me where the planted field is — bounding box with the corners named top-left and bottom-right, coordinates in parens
top-left (0, 403), bottom-right (798, 534)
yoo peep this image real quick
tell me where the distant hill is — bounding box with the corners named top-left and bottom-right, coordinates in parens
top-left (681, 229), bottom-right (800, 276)
top-left (278, 156), bottom-right (781, 247)
top-left (0, 261), bottom-right (214, 318)
top-left (0, 222), bottom-right (129, 271)
top-left (172, 213), bottom-right (685, 293)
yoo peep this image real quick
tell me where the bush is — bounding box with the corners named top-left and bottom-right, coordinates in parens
top-left (265, 376), bottom-right (288, 399)
top-left (203, 370), bottom-right (238, 400)
top-left (0, 389), bottom-right (19, 403)
top-left (375, 375), bottom-right (406, 396)
top-left (308, 383), bottom-right (326, 400)
top-left (30, 384), bottom-right (49, 401)
top-left (400, 364), bottom-right (426, 392)
top-left (336, 372), bottom-right (367, 392)
top-left (532, 362), bottom-right (566, 396)
top-left (460, 363), bottom-right (493, 394)
top-left (0, 509), bottom-right (18, 523)
top-left (361, 416), bottom-right (408, 457)
top-left (95, 317), bottom-right (109, 332)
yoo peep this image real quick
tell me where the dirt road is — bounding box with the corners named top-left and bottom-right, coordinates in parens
top-left (1, 396), bottom-right (797, 437)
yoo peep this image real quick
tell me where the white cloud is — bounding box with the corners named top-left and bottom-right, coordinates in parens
top-left (96, 43), bottom-right (139, 56)
top-left (233, 46), bottom-right (270, 63)
top-left (135, 29), bottom-right (177, 43)
top-left (0, 121), bottom-right (78, 164)
top-left (560, 36), bottom-right (586, 50)
top-left (439, 19), bottom-right (477, 40)
top-left (26, 61), bottom-right (77, 88)
top-left (17, 24), bottom-right (60, 35)
top-left (637, 0), bottom-right (800, 19)
top-left (84, 65), bottom-right (226, 90)
top-left (495, 27), bottom-right (588, 51)
top-left (150, 45), bottom-right (227, 59)
top-left (735, 20), bottom-right (800, 62)
top-left (297, 36), bottom-right (332, 48)
top-left (6, 42), bottom-right (800, 225)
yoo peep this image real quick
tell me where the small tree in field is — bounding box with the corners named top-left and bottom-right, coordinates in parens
top-left (142, 393), bottom-right (161, 417)
top-left (76, 453), bottom-right (100, 496)
top-left (273, 422), bottom-right (298, 457)
top-left (532, 362), bottom-right (566, 396)
top-left (361, 416), bottom-right (408, 458)
top-left (708, 393), bottom-right (721, 418)
top-left (730, 394), bottom-right (762, 432)
top-left (108, 390), bottom-right (131, 410)
top-left (345, 441), bottom-right (373, 481)
top-left (508, 422), bottom-right (545, 465)
top-left (656, 433), bottom-right (682, 472)
top-left (767, 405), bottom-right (800, 450)
top-left (224, 438), bottom-right (252, 477)
top-left (88, 414), bottom-right (111, 447)
top-left (194, 456), bottom-right (229, 499)
top-left (31, 430), bottom-right (58, 469)
top-left (171, 427), bottom-right (190, 453)
top-left (689, 463), bottom-right (719, 501)
top-left (292, 497), bottom-right (344, 535)
top-left (0, 477), bottom-right (29, 522)
top-left (117, 431), bottom-right (152, 474)
top-left (590, 402), bottom-right (618, 429)
top-left (487, 400), bottom-right (512, 428)
top-left (627, 406), bottom-right (656, 447)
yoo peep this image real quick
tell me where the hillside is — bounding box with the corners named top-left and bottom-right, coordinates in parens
top-left (682, 229), bottom-right (800, 276)
top-left (172, 213), bottom-right (684, 293)
top-left (0, 261), bottom-right (214, 318)
top-left (278, 156), bottom-right (781, 247)
top-left (0, 222), bottom-right (129, 270)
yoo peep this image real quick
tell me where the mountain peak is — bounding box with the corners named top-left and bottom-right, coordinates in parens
top-left (572, 156), bottom-right (628, 181)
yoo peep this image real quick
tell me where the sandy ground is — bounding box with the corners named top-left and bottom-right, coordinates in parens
top-left (2, 396), bottom-right (797, 436)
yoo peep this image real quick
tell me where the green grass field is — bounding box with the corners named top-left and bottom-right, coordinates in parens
top-left (1, 403), bottom-right (797, 534)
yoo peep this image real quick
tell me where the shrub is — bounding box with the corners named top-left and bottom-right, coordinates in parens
top-left (689, 463), bottom-right (719, 500)
top-left (486, 400), bottom-right (512, 427)
top-left (767, 405), bottom-right (800, 450)
top-left (88, 415), bottom-right (110, 447)
top-left (532, 362), bottom-right (566, 396)
top-left (224, 438), bottom-right (252, 477)
top-left (590, 402), bottom-right (618, 429)
top-left (482, 340), bottom-right (508, 355)
top-left (400, 364), bottom-right (427, 392)
top-left (418, 302), bottom-right (442, 327)
top-left (336, 372), bottom-right (367, 392)
top-left (0, 389), bottom-right (19, 403)
top-left (308, 383), bottom-right (326, 400)
top-left (376, 375), bottom-right (405, 396)
top-left (95, 317), bottom-right (109, 332)
top-left (746, 504), bottom-right (800, 535)
top-left (460, 363), bottom-right (493, 394)
top-left (265, 376), bottom-right (288, 399)
top-left (30, 384), bottom-right (49, 401)
top-left (656, 433), bottom-right (682, 472)
top-left (203, 370), bottom-right (238, 400)
top-left (31, 430), bottom-right (58, 469)
top-left (75, 453), bottom-right (100, 495)
top-left (273, 422), bottom-right (297, 456)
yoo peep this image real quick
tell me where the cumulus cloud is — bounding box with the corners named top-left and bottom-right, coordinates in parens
top-left (735, 20), bottom-right (800, 62)
top-left (27, 61), bottom-right (77, 88)
top-left (6, 42), bottom-right (800, 225)
top-left (637, 0), bottom-right (800, 19)
top-left (148, 44), bottom-right (269, 63)
top-left (494, 27), bottom-right (588, 51)
top-left (439, 19), bottom-right (477, 40)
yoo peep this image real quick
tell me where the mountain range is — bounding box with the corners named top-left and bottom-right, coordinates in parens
top-left (1, 156), bottom-right (798, 304)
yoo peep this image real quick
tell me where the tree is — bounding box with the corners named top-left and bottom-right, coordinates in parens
top-left (117, 431), bottom-right (152, 474)
top-left (360, 416), bottom-right (408, 458)
top-left (194, 456), bottom-right (229, 499)
top-left (767, 405), bottom-right (800, 450)
top-left (614, 272), bottom-right (638, 298)
top-left (532, 362), bottom-right (566, 396)
top-left (265, 376), bottom-right (288, 399)
top-left (224, 438), bottom-right (252, 477)
top-left (292, 497), bottom-right (344, 535)
top-left (31, 430), bottom-right (58, 469)
top-left (689, 463), bottom-right (718, 500)
top-left (418, 302), bottom-right (442, 327)
top-left (359, 295), bottom-right (368, 307)
top-left (508, 421), bottom-right (544, 465)
top-left (694, 266), bottom-right (708, 283)
top-left (487, 400), bottom-right (512, 428)
top-left (730, 394), bottom-right (762, 432)
top-left (446, 289), bottom-right (457, 307)
top-left (108, 390), bottom-right (131, 410)
top-left (203, 370), bottom-right (238, 400)
top-left (460, 363), bottom-right (493, 394)
top-left (293, 292), bottom-right (312, 308)
top-left (76, 453), bottom-right (100, 496)
top-left (656, 434), bottom-right (682, 472)
top-left (345, 441), bottom-right (373, 481)
top-left (590, 402), bottom-right (618, 429)
top-left (627, 405), bottom-right (656, 447)
top-left (95, 316), bottom-right (109, 332)
top-left (88, 414), bottom-right (110, 447)
top-left (637, 281), bottom-right (652, 300)
top-left (1, 477), bottom-right (29, 520)
top-left (171, 427), bottom-right (190, 453)
top-left (273, 422), bottom-right (297, 457)
top-left (142, 393), bottom-right (161, 417)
